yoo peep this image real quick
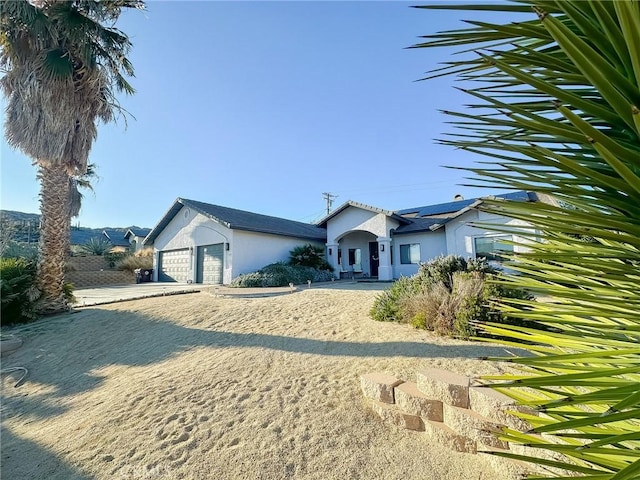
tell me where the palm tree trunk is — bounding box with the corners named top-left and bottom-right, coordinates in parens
top-left (36, 164), bottom-right (71, 314)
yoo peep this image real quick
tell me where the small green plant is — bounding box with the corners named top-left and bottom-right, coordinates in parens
top-left (289, 244), bottom-right (333, 271)
top-left (409, 311), bottom-right (428, 330)
top-left (79, 237), bottom-right (112, 256)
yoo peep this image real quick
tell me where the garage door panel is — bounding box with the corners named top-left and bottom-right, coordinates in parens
top-left (159, 249), bottom-right (190, 282)
top-left (197, 244), bottom-right (223, 284)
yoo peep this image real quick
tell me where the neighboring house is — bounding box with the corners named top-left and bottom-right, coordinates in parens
top-left (143, 198), bottom-right (327, 284)
top-left (319, 191), bottom-right (541, 281)
top-left (124, 228), bottom-right (152, 252)
top-left (145, 192), bottom-right (542, 285)
top-left (101, 227), bottom-right (151, 253)
top-left (101, 228), bottom-right (131, 252)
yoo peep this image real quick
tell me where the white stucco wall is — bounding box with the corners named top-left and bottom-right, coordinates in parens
top-left (152, 207), bottom-right (233, 283)
top-left (327, 207), bottom-right (400, 243)
top-left (336, 230), bottom-right (377, 274)
top-left (152, 205), bottom-right (325, 284)
top-left (392, 231), bottom-right (447, 278)
top-left (444, 209), bottom-right (534, 262)
top-left (232, 230), bottom-right (324, 277)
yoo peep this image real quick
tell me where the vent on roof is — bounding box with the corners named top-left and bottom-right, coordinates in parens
top-left (454, 194), bottom-right (464, 201)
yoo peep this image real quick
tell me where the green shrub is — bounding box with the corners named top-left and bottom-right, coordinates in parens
top-left (79, 238), bottom-right (112, 256)
top-left (1, 257), bottom-right (77, 325)
top-left (417, 254), bottom-right (496, 291)
top-left (2, 241), bottom-right (38, 261)
top-left (370, 256), bottom-right (530, 339)
top-left (231, 262), bottom-right (334, 288)
top-left (104, 250), bottom-right (128, 268)
top-left (289, 244), bottom-right (333, 271)
top-left (371, 255), bottom-right (494, 323)
top-left (369, 275), bottom-right (422, 322)
top-left (1, 257), bottom-right (39, 325)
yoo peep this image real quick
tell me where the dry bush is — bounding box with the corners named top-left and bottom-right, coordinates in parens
top-left (400, 272), bottom-right (485, 338)
top-left (134, 247), bottom-right (153, 257)
top-left (115, 254), bottom-right (153, 272)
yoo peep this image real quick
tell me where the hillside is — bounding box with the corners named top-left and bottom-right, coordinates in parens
top-left (0, 210), bottom-right (151, 246)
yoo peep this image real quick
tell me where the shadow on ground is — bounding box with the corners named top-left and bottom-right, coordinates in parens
top-left (1, 301), bottom-right (526, 475)
top-left (1, 427), bottom-right (91, 480)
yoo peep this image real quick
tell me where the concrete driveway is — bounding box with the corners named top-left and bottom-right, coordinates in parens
top-left (73, 282), bottom-right (203, 307)
top-left (72, 282), bottom-right (308, 307)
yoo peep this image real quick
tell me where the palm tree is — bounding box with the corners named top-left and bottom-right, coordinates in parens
top-left (0, 0), bottom-right (143, 313)
top-left (69, 163), bottom-right (98, 219)
top-left (415, 1), bottom-right (640, 478)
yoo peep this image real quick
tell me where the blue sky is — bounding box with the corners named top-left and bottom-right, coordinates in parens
top-left (1, 1), bottom-right (520, 229)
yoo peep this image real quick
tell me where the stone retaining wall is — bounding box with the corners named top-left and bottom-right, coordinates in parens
top-left (360, 368), bottom-right (573, 479)
top-left (65, 255), bottom-right (135, 288)
top-left (66, 270), bottom-right (135, 288)
top-left (67, 256), bottom-right (110, 272)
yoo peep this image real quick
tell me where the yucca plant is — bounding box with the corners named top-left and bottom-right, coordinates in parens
top-left (414, 1), bottom-right (640, 479)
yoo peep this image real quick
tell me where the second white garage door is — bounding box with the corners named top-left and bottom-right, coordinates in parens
top-left (196, 244), bottom-right (224, 284)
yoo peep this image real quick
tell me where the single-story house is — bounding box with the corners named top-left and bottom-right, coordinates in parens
top-left (319, 191), bottom-right (540, 281)
top-left (143, 198), bottom-right (327, 284)
top-left (145, 192), bottom-right (542, 284)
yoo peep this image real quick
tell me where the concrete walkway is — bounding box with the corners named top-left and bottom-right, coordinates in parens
top-left (74, 282), bottom-right (321, 307)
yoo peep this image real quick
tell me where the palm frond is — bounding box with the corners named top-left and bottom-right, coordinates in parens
top-left (416, 1), bottom-right (640, 478)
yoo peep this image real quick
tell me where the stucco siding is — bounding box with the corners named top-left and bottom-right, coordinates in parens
top-left (232, 231), bottom-right (325, 277)
top-left (327, 207), bottom-right (400, 242)
top-left (392, 231), bottom-right (447, 278)
top-left (445, 210), bottom-right (534, 259)
top-left (336, 231), bottom-right (377, 275)
top-left (152, 207), bottom-right (233, 283)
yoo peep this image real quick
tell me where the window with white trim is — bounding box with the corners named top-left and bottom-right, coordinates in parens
top-left (474, 235), bottom-right (513, 262)
top-left (400, 244), bottom-right (420, 264)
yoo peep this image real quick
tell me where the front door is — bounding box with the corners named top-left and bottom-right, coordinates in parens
top-left (369, 242), bottom-right (379, 277)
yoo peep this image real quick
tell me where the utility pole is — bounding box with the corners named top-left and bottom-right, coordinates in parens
top-left (322, 192), bottom-right (338, 215)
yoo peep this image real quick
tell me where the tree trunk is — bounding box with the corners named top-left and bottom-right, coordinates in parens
top-left (36, 164), bottom-right (71, 314)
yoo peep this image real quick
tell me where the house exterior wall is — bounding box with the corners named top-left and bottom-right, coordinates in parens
top-left (130, 235), bottom-right (148, 253)
top-left (337, 230), bottom-right (377, 274)
top-left (152, 205), bottom-right (325, 284)
top-left (445, 209), bottom-right (533, 262)
top-left (232, 230), bottom-right (324, 277)
top-left (391, 231), bottom-right (447, 278)
top-left (326, 207), bottom-right (400, 243)
top-left (326, 206), bottom-right (401, 279)
top-left (152, 207), bottom-right (233, 283)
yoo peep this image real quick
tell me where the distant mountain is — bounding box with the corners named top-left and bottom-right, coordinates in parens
top-left (0, 210), bottom-right (40, 223)
top-left (0, 210), bottom-right (151, 246)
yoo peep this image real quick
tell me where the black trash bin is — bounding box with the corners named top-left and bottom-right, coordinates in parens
top-left (140, 269), bottom-right (153, 283)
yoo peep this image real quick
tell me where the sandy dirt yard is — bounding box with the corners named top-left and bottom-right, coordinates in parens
top-left (1, 283), bottom-right (519, 480)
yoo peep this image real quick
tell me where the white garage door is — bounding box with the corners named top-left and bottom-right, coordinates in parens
top-left (158, 249), bottom-right (190, 282)
top-left (196, 244), bottom-right (224, 284)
